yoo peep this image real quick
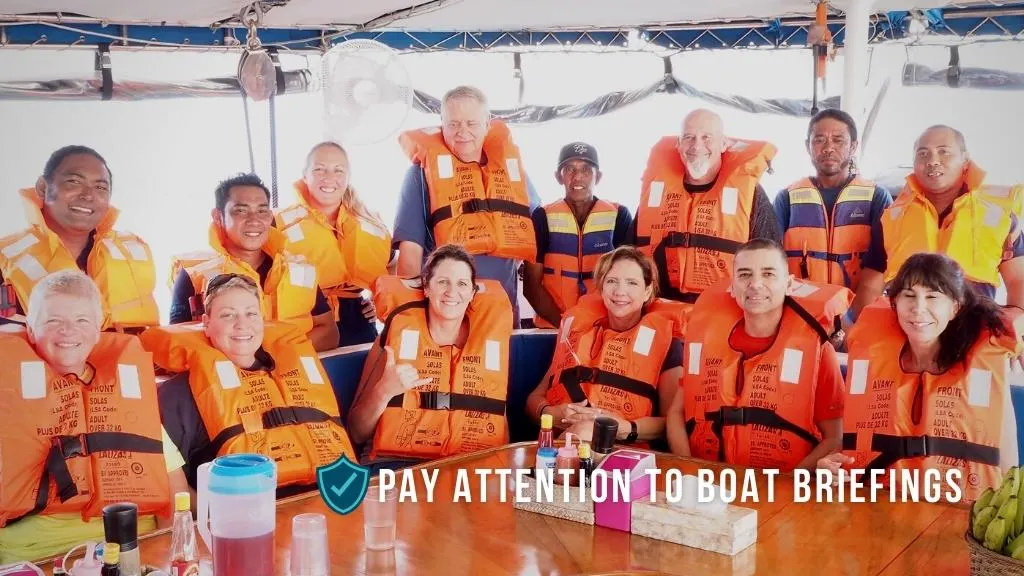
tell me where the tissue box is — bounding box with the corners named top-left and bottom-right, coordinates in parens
top-left (512, 472), bottom-right (594, 524)
top-left (631, 491), bottom-right (757, 556)
top-left (593, 449), bottom-right (656, 532)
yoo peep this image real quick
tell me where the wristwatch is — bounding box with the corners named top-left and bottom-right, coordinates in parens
top-left (624, 421), bottom-right (638, 443)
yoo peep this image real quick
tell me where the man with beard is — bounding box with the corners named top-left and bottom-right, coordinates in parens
top-left (774, 109), bottom-right (891, 293)
top-left (851, 125), bottom-right (1024, 317)
top-left (630, 109), bottom-right (781, 309)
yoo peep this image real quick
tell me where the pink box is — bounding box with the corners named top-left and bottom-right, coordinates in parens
top-left (593, 449), bottom-right (656, 532)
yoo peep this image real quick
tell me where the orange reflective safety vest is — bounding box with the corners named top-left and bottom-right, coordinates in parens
top-left (275, 181), bottom-right (392, 315)
top-left (169, 224), bottom-right (318, 333)
top-left (399, 120), bottom-right (536, 262)
top-left (544, 294), bottom-right (681, 421)
top-left (635, 138), bottom-right (776, 304)
top-left (842, 302), bottom-right (1021, 502)
top-left (0, 189), bottom-right (158, 330)
top-left (0, 330), bottom-right (169, 527)
top-left (370, 275), bottom-right (512, 459)
top-left (782, 177), bottom-right (876, 290)
top-left (682, 278), bottom-right (852, 470)
top-left (535, 198), bottom-right (619, 329)
top-left (882, 162), bottom-right (1024, 285)
top-left (140, 322), bottom-right (355, 488)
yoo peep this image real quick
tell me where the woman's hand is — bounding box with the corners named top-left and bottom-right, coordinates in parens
top-left (816, 452), bottom-right (854, 484)
top-left (560, 404), bottom-right (630, 439)
top-left (378, 345), bottom-right (430, 398)
top-left (541, 400), bottom-right (587, 428)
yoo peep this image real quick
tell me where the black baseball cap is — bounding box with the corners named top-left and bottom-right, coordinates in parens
top-left (557, 142), bottom-right (599, 170)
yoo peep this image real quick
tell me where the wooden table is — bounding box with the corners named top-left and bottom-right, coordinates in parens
top-left (79, 443), bottom-right (972, 575)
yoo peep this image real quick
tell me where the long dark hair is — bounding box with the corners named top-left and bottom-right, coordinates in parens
top-left (887, 253), bottom-right (1008, 370)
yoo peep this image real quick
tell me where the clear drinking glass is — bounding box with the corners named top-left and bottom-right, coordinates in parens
top-left (363, 485), bottom-right (397, 551)
top-left (290, 513), bottom-right (329, 576)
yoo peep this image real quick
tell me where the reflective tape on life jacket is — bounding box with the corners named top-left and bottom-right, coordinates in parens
top-left (634, 138), bottom-right (775, 302)
top-left (0, 189), bottom-right (159, 330)
top-left (782, 177), bottom-right (875, 290)
top-left (172, 224), bottom-right (317, 333)
top-left (535, 199), bottom-right (618, 329)
top-left (371, 275), bottom-right (512, 459)
top-left (682, 278), bottom-right (851, 470)
top-left (276, 181), bottom-right (392, 297)
top-left (545, 294), bottom-right (677, 421)
top-left (140, 321), bottom-right (355, 488)
top-left (0, 330), bottom-right (169, 527)
top-left (842, 302), bottom-right (1020, 502)
top-left (398, 120), bottom-right (537, 262)
top-left (882, 161), bottom-right (1024, 286)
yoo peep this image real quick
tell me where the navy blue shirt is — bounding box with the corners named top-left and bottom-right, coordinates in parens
top-left (392, 164), bottom-right (541, 325)
top-left (532, 200), bottom-right (633, 261)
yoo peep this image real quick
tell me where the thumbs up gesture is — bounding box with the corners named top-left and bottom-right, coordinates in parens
top-left (381, 345), bottom-right (431, 398)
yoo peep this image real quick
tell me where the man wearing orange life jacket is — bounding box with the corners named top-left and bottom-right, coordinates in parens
top-left (774, 109), bottom-right (892, 294)
top-left (523, 142), bottom-right (633, 328)
top-left (0, 270), bottom-right (186, 563)
top-left (348, 245), bottom-right (512, 471)
top-left (393, 85), bottom-right (541, 327)
top-left (147, 273), bottom-right (356, 498)
top-left (852, 125), bottom-right (1024, 323)
top-left (666, 239), bottom-right (847, 471)
top-left (0, 146), bottom-right (159, 332)
top-left (167, 173), bottom-right (339, 351)
top-left (629, 109), bottom-right (781, 311)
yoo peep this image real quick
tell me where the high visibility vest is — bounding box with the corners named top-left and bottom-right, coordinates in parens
top-left (169, 224), bottom-right (318, 334)
top-left (276, 182), bottom-right (392, 317)
top-left (398, 120), bottom-right (536, 262)
top-left (0, 330), bottom-right (169, 527)
top-left (370, 275), bottom-right (512, 459)
top-left (140, 322), bottom-right (355, 488)
top-left (843, 302), bottom-right (1021, 502)
top-left (0, 189), bottom-right (158, 330)
top-left (635, 137), bottom-right (775, 304)
top-left (782, 176), bottom-right (876, 290)
top-left (536, 198), bottom-right (618, 328)
top-left (882, 161), bottom-right (1024, 285)
top-left (682, 278), bottom-right (852, 470)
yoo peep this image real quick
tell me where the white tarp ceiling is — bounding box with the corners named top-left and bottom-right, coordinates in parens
top-left (0, 0), bottom-right (1009, 29)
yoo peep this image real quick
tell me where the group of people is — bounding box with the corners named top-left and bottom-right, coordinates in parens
top-left (1, 82), bottom-right (1021, 563)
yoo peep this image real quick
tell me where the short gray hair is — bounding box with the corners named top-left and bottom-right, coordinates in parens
top-left (441, 85), bottom-right (489, 113)
top-left (26, 270), bottom-right (104, 330)
top-left (203, 273), bottom-right (262, 314)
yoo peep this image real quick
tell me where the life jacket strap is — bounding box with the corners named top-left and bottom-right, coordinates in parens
top-left (428, 198), bottom-right (531, 230)
top-left (386, 391), bottom-right (506, 416)
top-left (841, 432), bottom-right (1000, 469)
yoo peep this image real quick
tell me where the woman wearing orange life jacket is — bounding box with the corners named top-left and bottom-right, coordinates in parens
top-left (275, 142), bottom-right (393, 347)
top-left (526, 247), bottom-right (684, 445)
top-left (348, 244), bottom-right (513, 472)
top-left (145, 273), bottom-right (355, 500)
top-left (820, 253), bottom-right (1020, 502)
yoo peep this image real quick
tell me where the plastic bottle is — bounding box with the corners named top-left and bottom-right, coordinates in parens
top-left (555, 433), bottom-right (580, 486)
top-left (537, 413), bottom-right (554, 451)
top-left (591, 417), bottom-right (619, 467)
top-left (534, 447), bottom-right (557, 482)
top-left (101, 543), bottom-right (121, 576)
top-left (169, 492), bottom-right (199, 576)
top-left (53, 557), bottom-right (67, 576)
top-left (578, 442), bottom-right (594, 487)
top-left (67, 542), bottom-right (103, 576)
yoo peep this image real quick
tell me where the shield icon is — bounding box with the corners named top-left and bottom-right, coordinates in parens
top-left (317, 455), bottom-right (370, 515)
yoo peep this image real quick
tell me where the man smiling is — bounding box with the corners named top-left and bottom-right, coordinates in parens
top-left (0, 146), bottom-right (159, 331)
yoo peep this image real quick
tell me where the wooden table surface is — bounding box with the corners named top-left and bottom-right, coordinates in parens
top-left (61, 443), bottom-right (973, 576)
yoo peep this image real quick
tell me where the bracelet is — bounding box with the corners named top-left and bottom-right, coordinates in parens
top-left (536, 401), bottom-right (550, 421)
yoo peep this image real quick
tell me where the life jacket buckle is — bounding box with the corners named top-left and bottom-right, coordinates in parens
top-left (459, 198), bottom-right (489, 216)
top-left (263, 407), bottom-right (299, 429)
top-left (663, 231), bottom-right (690, 248)
top-left (53, 434), bottom-right (87, 459)
top-left (901, 436), bottom-right (929, 458)
top-left (719, 406), bottom-right (748, 426)
top-left (420, 391), bottom-right (451, 410)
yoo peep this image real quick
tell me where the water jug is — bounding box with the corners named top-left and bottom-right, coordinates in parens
top-left (197, 454), bottom-right (277, 576)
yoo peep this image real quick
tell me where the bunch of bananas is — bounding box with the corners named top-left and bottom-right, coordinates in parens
top-left (971, 466), bottom-right (1024, 559)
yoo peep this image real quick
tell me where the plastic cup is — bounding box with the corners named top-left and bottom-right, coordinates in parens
top-left (365, 549), bottom-right (396, 575)
top-left (290, 513), bottom-right (330, 576)
top-left (363, 485), bottom-right (398, 551)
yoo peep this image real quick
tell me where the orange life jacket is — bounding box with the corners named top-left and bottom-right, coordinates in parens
top-left (169, 224), bottom-right (318, 334)
top-left (882, 162), bottom-right (1024, 286)
top-left (0, 330), bottom-right (169, 527)
top-left (682, 278), bottom-right (851, 470)
top-left (635, 138), bottom-right (775, 303)
top-left (140, 322), bottom-right (355, 488)
top-left (535, 198), bottom-right (619, 329)
top-left (276, 181), bottom-right (392, 317)
top-left (842, 302), bottom-right (1020, 502)
top-left (370, 275), bottom-right (512, 460)
top-left (545, 295), bottom-right (678, 421)
top-left (398, 120), bottom-right (536, 262)
top-left (782, 176), bottom-right (876, 290)
top-left (0, 189), bottom-right (158, 330)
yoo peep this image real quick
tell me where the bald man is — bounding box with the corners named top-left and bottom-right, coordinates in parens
top-left (852, 125), bottom-right (1024, 317)
top-left (631, 109), bottom-right (781, 307)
